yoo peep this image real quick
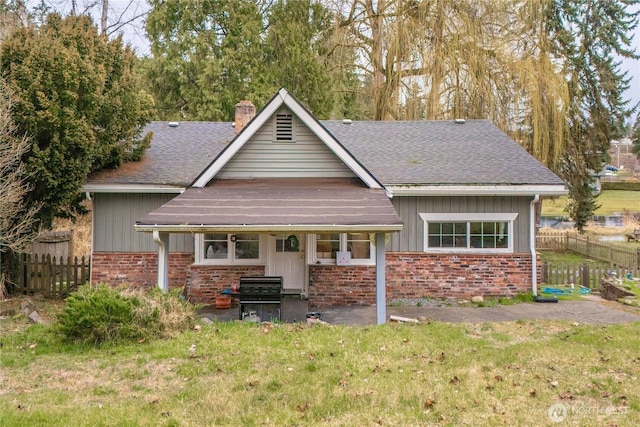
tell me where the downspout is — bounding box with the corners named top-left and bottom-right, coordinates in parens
top-left (530, 194), bottom-right (539, 296)
top-left (153, 230), bottom-right (169, 292)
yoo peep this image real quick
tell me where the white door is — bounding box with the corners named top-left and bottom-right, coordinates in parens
top-left (271, 233), bottom-right (306, 292)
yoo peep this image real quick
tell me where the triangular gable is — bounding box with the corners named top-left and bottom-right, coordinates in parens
top-left (192, 88), bottom-right (382, 189)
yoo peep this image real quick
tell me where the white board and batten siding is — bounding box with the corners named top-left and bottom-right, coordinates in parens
top-left (93, 193), bottom-right (194, 253)
top-left (217, 108), bottom-right (356, 179)
top-left (390, 196), bottom-right (532, 253)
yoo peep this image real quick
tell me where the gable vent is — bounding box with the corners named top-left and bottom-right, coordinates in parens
top-left (275, 112), bottom-right (294, 142)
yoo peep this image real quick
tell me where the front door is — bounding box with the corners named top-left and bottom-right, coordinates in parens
top-left (270, 233), bottom-right (306, 293)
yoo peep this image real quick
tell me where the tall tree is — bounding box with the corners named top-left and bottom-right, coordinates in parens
top-left (144, 0), bottom-right (351, 120)
top-left (0, 77), bottom-right (39, 297)
top-left (333, 0), bottom-right (638, 231)
top-left (144, 0), bottom-right (266, 120)
top-left (1, 13), bottom-right (154, 227)
top-left (550, 0), bottom-right (639, 231)
top-left (0, 78), bottom-right (38, 255)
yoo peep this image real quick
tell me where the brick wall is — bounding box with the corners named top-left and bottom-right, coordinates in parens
top-left (186, 265), bottom-right (265, 303)
top-left (91, 252), bottom-right (192, 292)
top-left (309, 252), bottom-right (535, 306)
top-left (385, 252), bottom-right (534, 301)
top-left (92, 251), bottom-right (537, 307)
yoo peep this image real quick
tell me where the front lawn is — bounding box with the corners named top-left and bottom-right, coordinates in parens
top-left (1, 307), bottom-right (639, 426)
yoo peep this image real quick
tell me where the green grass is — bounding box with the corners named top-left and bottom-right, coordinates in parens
top-left (538, 250), bottom-right (594, 264)
top-left (1, 310), bottom-right (640, 426)
top-left (542, 190), bottom-right (640, 216)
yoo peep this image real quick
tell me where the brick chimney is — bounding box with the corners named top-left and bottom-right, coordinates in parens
top-left (234, 100), bottom-right (256, 135)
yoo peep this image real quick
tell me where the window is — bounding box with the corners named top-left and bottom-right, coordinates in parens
top-left (275, 234), bottom-right (300, 252)
top-left (420, 213), bottom-right (517, 253)
top-left (314, 233), bottom-right (375, 265)
top-left (316, 233), bottom-right (340, 259)
top-left (199, 233), bottom-right (262, 264)
top-left (204, 233), bottom-right (228, 259)
top-left (234, 234), bottom-right (260, 259)
top-left (347, 233), bottom-right (371, 259)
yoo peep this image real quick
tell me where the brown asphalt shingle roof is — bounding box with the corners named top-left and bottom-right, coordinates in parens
top-left (136, 178), bottom-right (403, 230)
top-left (88, 119), bottom-right (564, 187)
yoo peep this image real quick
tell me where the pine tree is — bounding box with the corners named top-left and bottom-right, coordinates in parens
top-left (551, 0), bottom-right (639, 231)
top-left (1, 13), bottom-right (154, 227)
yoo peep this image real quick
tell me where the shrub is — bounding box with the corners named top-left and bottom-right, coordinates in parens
top-left (57, 284), bottom-right (196, 345)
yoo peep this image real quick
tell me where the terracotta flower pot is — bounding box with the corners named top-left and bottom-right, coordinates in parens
top-left (215, 296), bottom-right (231, 309)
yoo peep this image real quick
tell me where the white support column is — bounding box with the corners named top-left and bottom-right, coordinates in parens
top-left (375, 232), bottom-right (387, 324)
top-left (153, 230), bottom-right (170, 292)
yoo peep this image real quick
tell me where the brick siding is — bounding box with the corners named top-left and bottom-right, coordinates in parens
top-left (91, 252), bottom-right (192, 292)
top-left (92, 251), bottom-right (537, 307)
top-left (309, 252), bottom-right (536, 306)
top-left (186, 265), bottom-right (265, 303)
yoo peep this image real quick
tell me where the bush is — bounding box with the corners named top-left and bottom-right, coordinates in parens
top-left (57, 284), bottom-right (196, 345)
top-left (601, 181), bottom-right (640, 191)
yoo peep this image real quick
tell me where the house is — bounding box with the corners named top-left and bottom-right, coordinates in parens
top-left (84, 88), bottom-right (567, 323)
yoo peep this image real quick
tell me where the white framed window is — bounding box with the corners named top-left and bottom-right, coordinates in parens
top-left (196, 233), bottom-right (264, 265)
top-left (311, 233), bottom-right (375, 265)
top-left (419, 213), bottom-right (518, 253)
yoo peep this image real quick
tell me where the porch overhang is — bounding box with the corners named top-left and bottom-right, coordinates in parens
top-left (134, 178), bottom-right (403, 233)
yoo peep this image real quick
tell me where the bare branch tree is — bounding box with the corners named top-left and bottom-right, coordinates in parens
top-left (0, 78), bottom-right (40, 297)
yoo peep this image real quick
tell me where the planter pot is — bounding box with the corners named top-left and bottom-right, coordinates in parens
top-left (215, 296), bottom-right (231, 309)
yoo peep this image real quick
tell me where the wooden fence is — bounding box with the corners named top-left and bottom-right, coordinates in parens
top-left (540, 261), bottom-right (638, 290)
top-left (536, 232), bottom-right (640, 270)
top-left (17, 254), bottom-right (90, 298)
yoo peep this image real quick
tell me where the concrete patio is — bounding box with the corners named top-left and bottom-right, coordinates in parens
top-left (198, 295), bottom-right (640, 326)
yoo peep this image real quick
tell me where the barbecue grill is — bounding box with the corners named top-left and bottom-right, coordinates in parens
top-left (238, 276), bottom-right (283, 321)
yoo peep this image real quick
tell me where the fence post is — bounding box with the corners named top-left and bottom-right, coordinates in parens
top-left (581, 263), bottom-right (590, 289)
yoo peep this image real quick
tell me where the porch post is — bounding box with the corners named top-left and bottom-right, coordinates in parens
top-left (375, 232), bottom-right (387, 324)
top-left (153, 230), bottom-right (170, 292)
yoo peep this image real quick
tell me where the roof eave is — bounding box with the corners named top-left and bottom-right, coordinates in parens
top-left (82, 183), bottom-right (186, 194)
top-left (386, 184), bottom-right (568, 197)
top-left (134, 223), bottom-right (403, 233)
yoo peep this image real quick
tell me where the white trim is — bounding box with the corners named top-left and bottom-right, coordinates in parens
top-left (193, 233), bottom-right (265, 265)
top-left (82, 183), bottom-right (185, 193)
top-left (387, 185), bottom-right (567, 196)
top-left (420, 213), bottom-right (517, 254)
top-left (135, 224), bottom-right (403, 233)
top-left (309, 232), bottom-right (377, 266)
top-left (419, 213), bottom-right (518, 222)
top-left (192, 88), bottom-right (382, 189)
top-left (530, 195), bottom-right (539, 296)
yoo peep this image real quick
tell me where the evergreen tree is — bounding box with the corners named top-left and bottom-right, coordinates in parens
top-left (1, 13), bottom-right (154, 227)
top-left (144, 0), bottom-right (353, 120)
top-left (551, 0), bottom-right (639, 231)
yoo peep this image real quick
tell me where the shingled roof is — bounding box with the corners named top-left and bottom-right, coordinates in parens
top-left (323, 120), bottom-right (563, 186)
top-left (87, 119), bottom-right (564, 188)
